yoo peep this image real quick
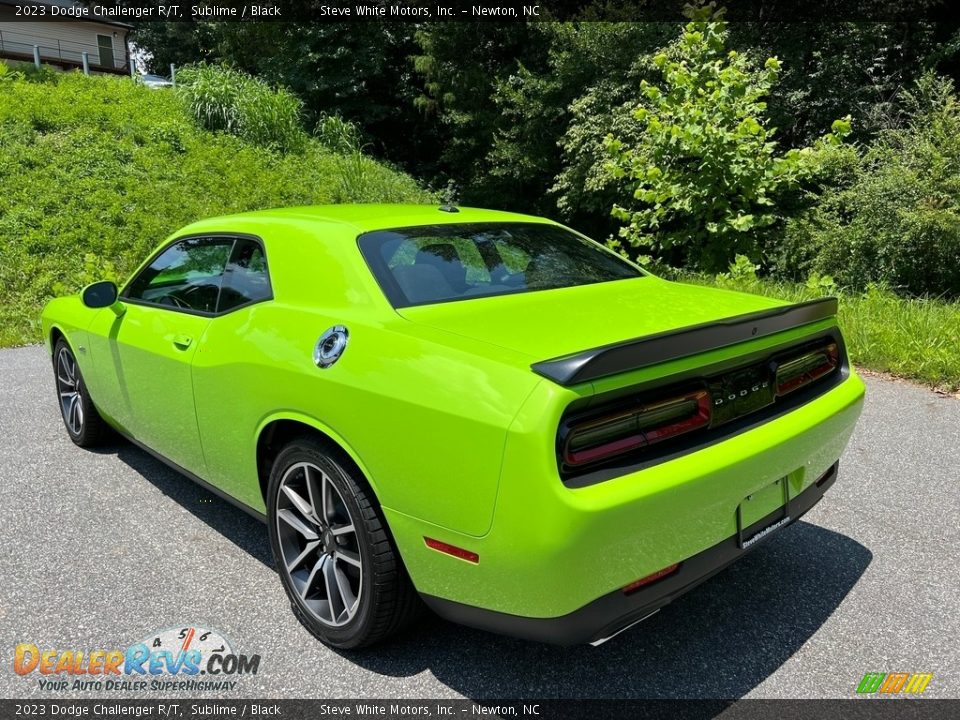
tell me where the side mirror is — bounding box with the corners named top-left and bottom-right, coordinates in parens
top-left (81, 281), bottom-right (122, 314)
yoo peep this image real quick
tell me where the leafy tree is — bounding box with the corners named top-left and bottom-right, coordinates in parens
top-left (729, 22), bottom-right (942, 147)
top-left (781, 73), bottom-right (960, 297)
top-left (604, 9), bottom-right (850, 271)
top-left (132, 22), bottom-right (223, 71)
top-left (412, 23), bottom-right (544, 205)
top-left (488, 22), bottom-right (674, 223)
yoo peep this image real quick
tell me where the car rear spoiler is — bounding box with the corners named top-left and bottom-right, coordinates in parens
top-left (531, 297), bottom-right (839, 386)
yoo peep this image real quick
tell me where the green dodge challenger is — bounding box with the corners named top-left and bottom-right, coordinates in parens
top-left (42, 204), bottom-right (865, 648)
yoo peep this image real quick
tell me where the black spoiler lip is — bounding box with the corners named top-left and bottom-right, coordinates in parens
top-left (531, 296), bottom-right (839, 386)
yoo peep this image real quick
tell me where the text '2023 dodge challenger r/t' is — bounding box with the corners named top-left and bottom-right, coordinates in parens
top-left (42, 204), bottom-right (865, 648)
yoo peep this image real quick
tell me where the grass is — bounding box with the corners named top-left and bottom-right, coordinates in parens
top-left (0, 67), bottom-right (435, 346)
top-left (678, 274), bottom-right (960, 392)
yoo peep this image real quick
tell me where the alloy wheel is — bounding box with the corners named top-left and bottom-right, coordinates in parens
top-left (276, 461), bottom-right (363, 627)
top-left (56, 347), bottom-right (84, 436)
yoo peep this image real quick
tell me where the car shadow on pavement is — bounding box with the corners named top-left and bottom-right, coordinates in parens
top-left (103, 440), bottom-right (870, 699)
top-left (338, 521), bottom-right (871, 700)
top-left (107, 442), bottom-right (274, 568)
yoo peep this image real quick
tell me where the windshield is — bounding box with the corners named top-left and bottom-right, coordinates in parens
top-left (358, 222), bottom-right (643, 308)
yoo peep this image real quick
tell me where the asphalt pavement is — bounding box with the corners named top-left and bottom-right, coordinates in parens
top-left (1, 345), bottom-right (958, 699)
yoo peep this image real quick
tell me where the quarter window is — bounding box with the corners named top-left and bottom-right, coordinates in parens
top-left (218, 238), bottom-right (272, 312)
top-left (124, 237), bottom-right (233, 313)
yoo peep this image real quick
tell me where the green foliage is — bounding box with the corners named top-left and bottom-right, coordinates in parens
top-left (728, 23), bottom-right (940, 147)
top-left (0, 71), bottom-right (434, 346)
top-left (0, 61), bottom-right (24, 83)
top-left (716, 254), bottom-right (761, 286)
top-left (491, 23), bottom-right (674, 227)
top-left (20, 63), bottom-right (62, 84)
top-left (132, 17), bottom-right (960, 255)
top-left (603, 11), bottom-right (851, 272)
top-left (412, 23), bottom-right (545, 207)
top-left (175, 63), bottom-right (307, 152)
top-left (134, 22), bottom-right (439, 170)
top-left (780, 73), bottom-right (960, 297)
top-left (314, 113), bottom-right (362, 154)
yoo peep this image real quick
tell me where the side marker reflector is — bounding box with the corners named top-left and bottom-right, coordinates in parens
top-left (424, 537), bottom-right (479, 564)
top-left (622, 563), bottom-right (680, 594)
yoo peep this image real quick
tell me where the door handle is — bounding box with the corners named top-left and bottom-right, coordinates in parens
top-left (172, 334), bottom-right (193, 350)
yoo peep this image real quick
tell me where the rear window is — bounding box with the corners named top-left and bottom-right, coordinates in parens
top-left (358, 222), bottom-right (642, 308)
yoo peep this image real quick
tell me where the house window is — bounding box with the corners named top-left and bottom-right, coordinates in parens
top-left (96, 34), bottom-right (114, 68)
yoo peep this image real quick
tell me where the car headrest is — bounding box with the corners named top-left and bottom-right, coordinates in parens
top-left (392, 264), bottom-right (455, 304)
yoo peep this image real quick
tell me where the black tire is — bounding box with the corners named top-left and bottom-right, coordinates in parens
top-left (52, 338), bottom-right (111, 448)
top-left (267, 437), bottom-right (422, 648)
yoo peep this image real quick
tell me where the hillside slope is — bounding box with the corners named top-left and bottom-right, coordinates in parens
top-left (0, 70), bottom-right (433, 346)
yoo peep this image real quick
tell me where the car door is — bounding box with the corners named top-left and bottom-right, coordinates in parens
top-left (190, 237), bottom-right (275, 507)
top-left (87, 236), bottom-right (234, 476)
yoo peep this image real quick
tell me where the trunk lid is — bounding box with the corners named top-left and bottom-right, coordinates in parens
top-left (397, 277), bottom-right (789, 367)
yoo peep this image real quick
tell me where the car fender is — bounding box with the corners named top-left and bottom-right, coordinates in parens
top-left (253, 409), bottom-right (384, 502)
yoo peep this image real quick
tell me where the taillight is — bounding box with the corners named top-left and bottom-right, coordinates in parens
top-left (774, 342), bottom-right (839, 396)
top-left (562, 388), bottom-right (711, 468)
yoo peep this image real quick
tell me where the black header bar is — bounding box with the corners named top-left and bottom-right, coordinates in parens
top-left (0, 0), bottom-right (954, 23)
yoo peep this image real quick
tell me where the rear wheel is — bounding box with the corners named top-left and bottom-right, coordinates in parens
top-left (267, 437), bottom-right (421, 648)
top-left (53, 338), bottom-right (110, 447)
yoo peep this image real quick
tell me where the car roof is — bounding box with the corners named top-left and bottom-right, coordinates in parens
top-left (177, 204), bottom-right (555, 237)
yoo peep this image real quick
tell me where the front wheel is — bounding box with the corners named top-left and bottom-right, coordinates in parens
top-left (53, 338), bottom-right (110, 447)
top-left (267, 438), bottom-right (421, 648)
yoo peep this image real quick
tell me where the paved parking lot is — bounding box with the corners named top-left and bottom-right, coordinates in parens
top-left (1, 345), bottom-right (958, 699)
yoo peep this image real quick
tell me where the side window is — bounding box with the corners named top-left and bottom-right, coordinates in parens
top-left (218, 238), bottom-right (273, 312)
top-left (124, 237), bottom-right (233, 314)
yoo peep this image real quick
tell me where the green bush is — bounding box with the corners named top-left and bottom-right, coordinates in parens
top-left (603, 9), bottom-right (850, 272)
top-left (0, 67), bottom-right (434, 346)
top-left (780, 74), bottom-right (960, 298)
top-left (175, 63), bottom-right (308, 152)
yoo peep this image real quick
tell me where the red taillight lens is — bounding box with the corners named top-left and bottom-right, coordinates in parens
top-left (563, 389), bottom-right (711, 467)
top-left (622, 563), bottom-right (680, 594)
top-left (774, 342), bottom-right (839, 396)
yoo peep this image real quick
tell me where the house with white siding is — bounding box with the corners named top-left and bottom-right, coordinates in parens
top-left (0, 0), bottom-right (132, 75)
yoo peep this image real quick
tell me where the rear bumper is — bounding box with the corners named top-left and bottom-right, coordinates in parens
top-left (422, 463), bottom-right (837, 645)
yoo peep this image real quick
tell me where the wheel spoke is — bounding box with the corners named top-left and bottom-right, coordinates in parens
top-left (320, 473), bottom-right (334, 524)
top-left (286, 540), bottom-right (320, 572)
top-left (69, 396), bottom-right (80, 433)
top-left (281, 483), bottom-right (317, 525)
top-left (58, 353), bottom-right (70, 379)
top-left (321, 555), bottom-right (342, 621)
top-left (334, 549), bottom-right (361, 569)
top-left (333, 563), bottom-right (357, 618)
top-left (329, 522), bottom-right (354, 537)
top-left (300, 556), bottom-right (325, 600)
top-left (57, 374), bottom-right (75, 388)
top-left (278, 508), bottom-right (319, 540)
top-left (304, 465), bottom-right (324, 524)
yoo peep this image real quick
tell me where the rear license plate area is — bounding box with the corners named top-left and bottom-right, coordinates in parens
top-left (737, 477), bottom-right (790, 549)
